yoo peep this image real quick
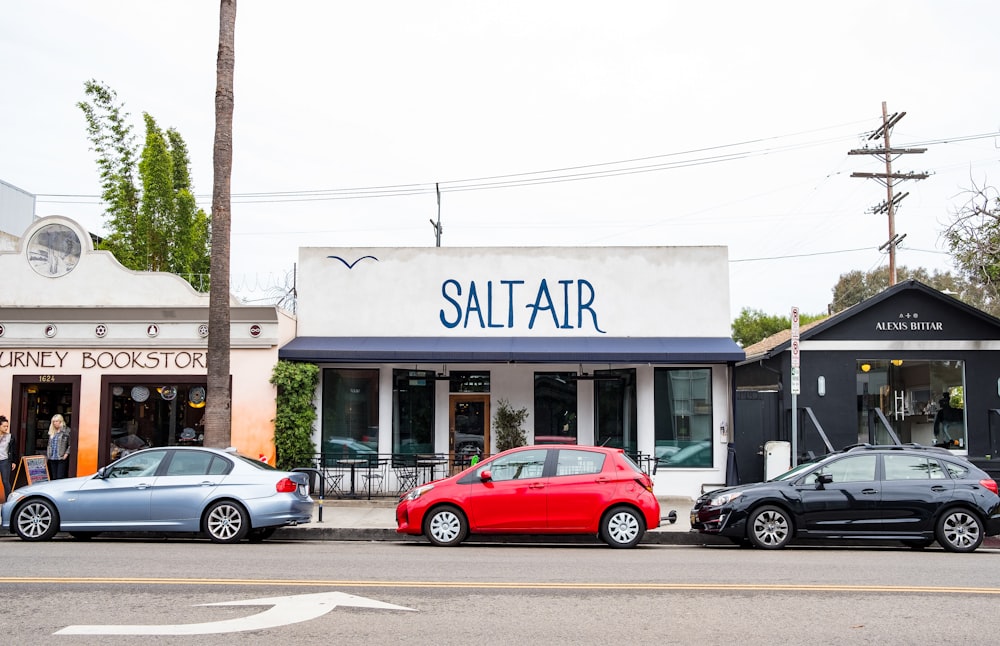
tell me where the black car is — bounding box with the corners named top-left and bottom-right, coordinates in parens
top-left (691, 444), bottom-right (1000, 552)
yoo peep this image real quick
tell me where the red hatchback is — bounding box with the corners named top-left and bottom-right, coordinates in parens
top-left (396, 445), bottom-right (660, 547)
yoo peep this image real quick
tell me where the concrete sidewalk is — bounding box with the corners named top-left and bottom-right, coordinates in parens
top-left (273, 496), bottom-right (720, 545)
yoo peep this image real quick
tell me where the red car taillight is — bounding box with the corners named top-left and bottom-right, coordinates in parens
top-left (276, 477), bottom-right (298, 493)
top-left (980, 479), bottom-right (999, 495)
top-left (635, 477), bottom-right (654, 494)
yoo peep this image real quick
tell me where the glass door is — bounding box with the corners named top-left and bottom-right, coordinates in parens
top-left (449, 394), bottom-right (490, 474)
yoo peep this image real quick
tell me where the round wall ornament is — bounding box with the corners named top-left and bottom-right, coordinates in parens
top-left (188, 386), bottom-right (206, 406)
top-left (131, 386), bottom-right (150, 402)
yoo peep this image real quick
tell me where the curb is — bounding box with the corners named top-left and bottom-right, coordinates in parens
top-left (273, 526), bottom-right (1000, 548)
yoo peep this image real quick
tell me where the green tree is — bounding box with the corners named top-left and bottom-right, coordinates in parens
top-left (732, 308), bottom-right (827, 347)
top-left (78, 80), bottom-right (210, 287)
top-left (944, 180), bottom-right (1000, 317)
top-left (270, 361), bottom-right (319, 471)
top-left (829, 265), bottom-right (995, 316)
top-left (493, 399), bottom-right (528, 452)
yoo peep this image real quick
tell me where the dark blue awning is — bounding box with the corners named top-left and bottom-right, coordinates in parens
top-left (279, 336), bottom-right (745, 364)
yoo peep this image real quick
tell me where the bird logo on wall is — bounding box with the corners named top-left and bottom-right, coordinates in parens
top-left (326, 255), bottom-right (379, 269)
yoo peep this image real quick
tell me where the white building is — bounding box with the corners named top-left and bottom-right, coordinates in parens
top-left (280, 246), bottom-right (744, 498)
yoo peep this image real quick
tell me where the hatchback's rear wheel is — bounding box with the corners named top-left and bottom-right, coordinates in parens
top-left (935, 508), bottom-right (983, 553)
top-left (14, 499), bottom-right (60, 542)
top-left (748, 505), bottom-right (792, 549)
top-left (203, 500), bottom-right (250, 544)
top-left (424, 505), bottom-right (468, 546)
top-left (600, 506), bottom-right (645, 548)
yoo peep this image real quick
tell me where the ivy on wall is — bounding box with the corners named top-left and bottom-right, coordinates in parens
top-left (270, 360), bottom-right (319, 471)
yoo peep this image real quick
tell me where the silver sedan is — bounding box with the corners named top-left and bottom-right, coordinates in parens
top-left (1, 446), bottom-right (313, 543)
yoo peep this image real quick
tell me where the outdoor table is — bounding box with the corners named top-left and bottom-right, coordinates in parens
top-left (416, 457), bottom-right (447, 484)
top-left (337, 458), bottom-right (368, 497)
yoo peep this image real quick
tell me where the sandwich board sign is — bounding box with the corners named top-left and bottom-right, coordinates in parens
top-left (13, 455), bottom-right (50, 489)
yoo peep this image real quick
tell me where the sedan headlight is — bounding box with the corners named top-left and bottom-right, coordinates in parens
top-left (403, 484), bottom-right (434, 502)
top-left (709, 491), bottom-right (742, 507)
top-left (5, 491), bottom-right (24, 504)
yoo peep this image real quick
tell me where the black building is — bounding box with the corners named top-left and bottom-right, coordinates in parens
top-left (734, 280), bottom-right (1000, 482)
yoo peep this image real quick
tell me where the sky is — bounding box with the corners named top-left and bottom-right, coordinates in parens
top-left (2, 1), bottom-right (999, 320)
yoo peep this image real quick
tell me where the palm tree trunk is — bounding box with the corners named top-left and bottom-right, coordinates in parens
top-left (204, 0), bottom-right (236, 447)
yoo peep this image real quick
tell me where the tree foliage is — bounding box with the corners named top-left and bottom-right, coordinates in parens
top-left (270, 361), bottom-right (319, 471)
top-left (943, 180), bottom-right (1000, 317)
top-left (829, 265), bottom-right (997, 317)
top-left (78, 80), bottom-right (210, 288)
top-left (493, 399), bottom-right (529, 452)
top-left (731, 308), bottom-right (825, 348)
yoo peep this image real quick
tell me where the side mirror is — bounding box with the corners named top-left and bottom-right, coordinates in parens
top-left (816, 473), bottom-right (833, 488)
top-left (479, 469), bottom-right (492, 482)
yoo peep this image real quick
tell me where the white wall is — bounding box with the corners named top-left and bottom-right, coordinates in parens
top-left (297, 246), bottom-right (732, 338)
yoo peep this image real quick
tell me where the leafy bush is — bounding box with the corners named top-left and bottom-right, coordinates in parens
top-left (270, 361), bottom-right (319, 471)
top-left (493, 398), bottom-right (528, 452)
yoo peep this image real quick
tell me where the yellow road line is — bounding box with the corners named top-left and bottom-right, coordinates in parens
top-left (3, 577), bottom-right (1000, 595)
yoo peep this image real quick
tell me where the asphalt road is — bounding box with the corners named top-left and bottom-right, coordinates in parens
top-left (2, 536), bottom-right (998, 645)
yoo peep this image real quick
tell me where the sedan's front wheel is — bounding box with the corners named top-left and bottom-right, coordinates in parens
top-left (14, 499), bottom-right (60, 541)
top-left (424, 505), bottom-right (468, 546)
top-left (600, 506), bottom-right (646, 548)
top-left (935, 508), bottom-right (983, 553)
top-left (748, 505), bottom-right (793, 549)
top-left (203, 500), bottom-right (250, 544)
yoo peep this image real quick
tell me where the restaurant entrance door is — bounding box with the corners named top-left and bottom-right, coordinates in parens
top-left (449, 394), bottom-right (489, 474)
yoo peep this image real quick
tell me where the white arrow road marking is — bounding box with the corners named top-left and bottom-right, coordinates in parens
top-left (55, 591), bottom-right (414, 635)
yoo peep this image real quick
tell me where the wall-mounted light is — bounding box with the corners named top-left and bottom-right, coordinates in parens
top-left (817, 376), bottom-right (826, 397)
top-left (861, 363), bottom-right (871, 373)
top-left (891, 359), bottom-right (903, 366)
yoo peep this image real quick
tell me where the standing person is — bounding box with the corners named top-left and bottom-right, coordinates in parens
top-left (46, 414), bottom-right (71, 480)
top-left (0, 415), bottom-right (18, 498)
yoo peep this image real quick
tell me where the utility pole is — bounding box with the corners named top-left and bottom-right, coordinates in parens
top-left (849, 102), bottom-right (929, 285)
top-left (429, 182), bottom-right (443, 247)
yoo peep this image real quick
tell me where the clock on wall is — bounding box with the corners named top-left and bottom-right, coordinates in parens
top-left (26, 223), bottom-right (82, 278)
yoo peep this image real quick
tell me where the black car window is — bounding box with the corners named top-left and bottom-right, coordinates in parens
top-left (802, 455), bottom-right (877, 484)
top-left (483, 449), bottom-right (547, 481)
top-left (942, 460), bottom-right (969, 479)
top-left (165, 451), bottom-right (214, 476)
top-left (884, 454), bottom-right (946, 480)
top-left (554, 449), bottom-right (605, 476)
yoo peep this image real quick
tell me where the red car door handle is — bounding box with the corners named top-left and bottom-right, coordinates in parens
top-left (528, 482), bottom-right (546, 489)
top-left (595, 477), bottom-right (610, 484)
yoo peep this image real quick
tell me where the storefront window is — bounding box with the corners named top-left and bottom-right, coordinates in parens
top-left (856, 359), bottom-right (966, 449)
top-left (449, 371), bottom-right (490, 393)
top-left (393, 369), bottom-right (435, 454)
top-left (654, 368), bottom-right (713, 468)
top-left (107, 382), bottom-right (207, 461)
top-left (322, 369), bottom-right (379, 457)
top-left (595, 369), bottom-right (637, 453)
top-left (533, 372), bottom-right (577, 444)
